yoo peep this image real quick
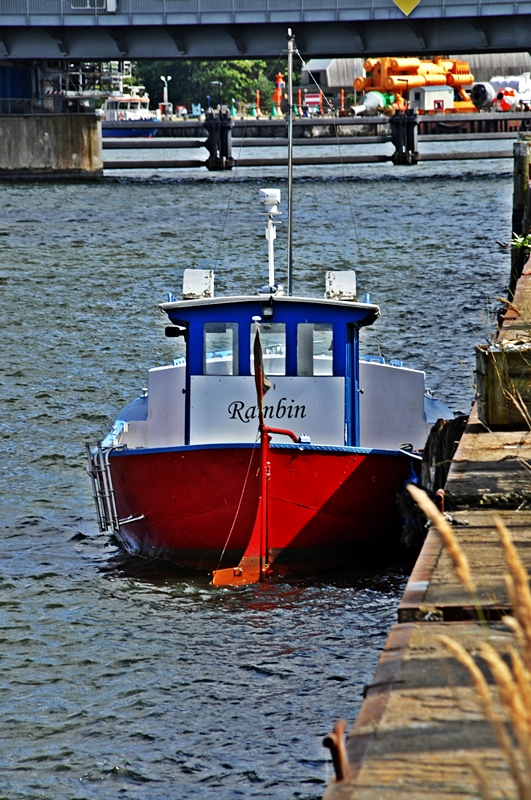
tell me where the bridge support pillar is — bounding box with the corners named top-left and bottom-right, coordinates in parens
top-left (390, 110), bottom-right (418, 166)
top-left (0, 114), bottom-right (102, 179)
top-left (204, 110), bottom-right (234, 171)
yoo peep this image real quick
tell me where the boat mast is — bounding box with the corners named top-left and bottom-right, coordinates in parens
top-left (287, 28), bottom-right (295, 296)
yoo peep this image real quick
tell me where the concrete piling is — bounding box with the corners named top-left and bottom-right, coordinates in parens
top-left (0, 114), bottom-right (102, 179)
top-left (203, 109), bottom-right (234, 171)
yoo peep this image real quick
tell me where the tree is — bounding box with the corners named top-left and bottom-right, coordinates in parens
top-left (135, 60), bottom-right (282, 111)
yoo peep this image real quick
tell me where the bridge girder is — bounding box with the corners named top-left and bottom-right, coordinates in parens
top-left (0, 16), bottom-right (529, 60)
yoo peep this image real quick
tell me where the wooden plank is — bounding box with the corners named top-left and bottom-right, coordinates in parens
top-left (102, 138), bottom-right (207, 149)
top-left (444, 404), bottom-right (531, 509)
top-left (101, 133), bottom-right (518, 150)
top-left (398, 509), bottom-right (531, 621)
top-left (417, 151), bottom-right (512, 161)
top-left (103, 159), bottom-right (207, 169)
top-left (398, 529), bottom-right (442, 619)
top-left (476, 344), bottom-right (531, 428)
top-left (324, 622), bottom-right (516, 800)
top-left (233, 155), bottom-right (392, 166)
top-left (103, 152), bottom-right (514, 170)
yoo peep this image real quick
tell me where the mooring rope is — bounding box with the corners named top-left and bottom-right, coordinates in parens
top-left (214, 436), bottom-right (259, 573)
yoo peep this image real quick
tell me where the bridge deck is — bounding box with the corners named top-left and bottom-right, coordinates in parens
top-left (1, 0), bottom-right (531, 58)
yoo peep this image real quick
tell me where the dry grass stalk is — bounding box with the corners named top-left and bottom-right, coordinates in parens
top-left (470, 759), bottom-right (493, 800)
top-left (438, 634), bottom-right (530, 798)
top-left (495, 516), bottom-right (531, 670)
top-left (407, 489), bottom-right (531, 798)
top-left (407, 484), bottom-right (476, 594)
top-left (506, 386), bottom-right (531, 431)
top-left (478, 642), bottom-right (531, 776)
top-left (503, 615), bottom-right (527, 654)
top-left (509, 647), bottom-right (531, 732)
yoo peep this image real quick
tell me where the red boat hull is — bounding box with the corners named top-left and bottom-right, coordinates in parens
top-left (108, 444), bottom-right (414, 577)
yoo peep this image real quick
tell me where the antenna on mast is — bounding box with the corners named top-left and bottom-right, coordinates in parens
top-left (287, 28), bottom-right (295, 296)
top-left (258, 188), bottom-right (284, 296)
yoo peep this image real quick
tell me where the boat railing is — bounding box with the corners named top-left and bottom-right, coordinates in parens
top-left (175, 350), bottom-right (407, 371)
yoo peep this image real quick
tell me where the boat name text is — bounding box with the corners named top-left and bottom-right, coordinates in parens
top-left (228, 398), bottom-right (307, 424)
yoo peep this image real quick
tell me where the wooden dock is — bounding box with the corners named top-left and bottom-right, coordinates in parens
top-left (325, 413), bottom-right (531, 800)
top-left (323, 218), bottom-right (531, 797)
top-left (324, 429), bottom-right (531, 798)
top-left (325, 621), bottom-right (515, 800)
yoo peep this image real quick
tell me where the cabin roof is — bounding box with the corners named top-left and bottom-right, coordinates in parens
top-left (160, 294), bottom-right (379, 327)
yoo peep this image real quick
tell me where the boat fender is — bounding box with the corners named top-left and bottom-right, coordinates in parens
top-left (397, 480), bottom-right (441, 550)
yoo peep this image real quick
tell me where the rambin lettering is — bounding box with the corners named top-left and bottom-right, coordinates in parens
top-left (228, 398), bottom-right (306, 423)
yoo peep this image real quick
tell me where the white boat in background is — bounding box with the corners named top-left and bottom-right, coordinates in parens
top-left (102, 89), bottom-right (158, 137)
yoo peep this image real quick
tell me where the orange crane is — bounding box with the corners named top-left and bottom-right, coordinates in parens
top-left (354, 56), bottom-right (476, 114)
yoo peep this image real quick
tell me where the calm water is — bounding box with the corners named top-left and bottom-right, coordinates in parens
top-left (0, 151), bottom-right (512, 798)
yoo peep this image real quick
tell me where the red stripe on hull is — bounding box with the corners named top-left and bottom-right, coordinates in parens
top-left (109, 446), bottom-right (412, 575)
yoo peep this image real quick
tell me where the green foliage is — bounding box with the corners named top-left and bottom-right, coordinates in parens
top-left (135, 60), bottom-right (286, 111)
top-left (511, 233), bottom-right (531, 251)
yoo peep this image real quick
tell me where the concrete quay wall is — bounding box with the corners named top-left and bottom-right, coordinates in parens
top-left (0, 115), bottom-right (103, 179)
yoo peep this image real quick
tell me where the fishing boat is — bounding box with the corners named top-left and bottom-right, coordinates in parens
top-left (86, 33), bottom-right (452, 585)
top-left (102, 90), bottom-right (158, 138)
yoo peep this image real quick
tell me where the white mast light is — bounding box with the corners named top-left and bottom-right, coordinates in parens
top-left (259, 188), bottom-right (281, 214)
top-left (259, 188), bottom-right (284, 296)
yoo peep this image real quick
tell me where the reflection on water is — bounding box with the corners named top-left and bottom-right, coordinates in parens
top-left (0, 156), bottom-right (511, 797)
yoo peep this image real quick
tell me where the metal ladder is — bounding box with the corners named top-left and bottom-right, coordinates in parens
top-left (85, 442), bottom-right (121, 532)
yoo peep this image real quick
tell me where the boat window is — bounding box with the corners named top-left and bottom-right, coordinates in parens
top-left (119, 102), bottom-right (129, 109)
top-left (297, 323), bottom-right (333, 376)
top-left (107, 101), bottom-right (117, 110)
top-left (250, 322), bottom-right (286, 376)
top-left (204, 322), bottom-right (238, 376)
